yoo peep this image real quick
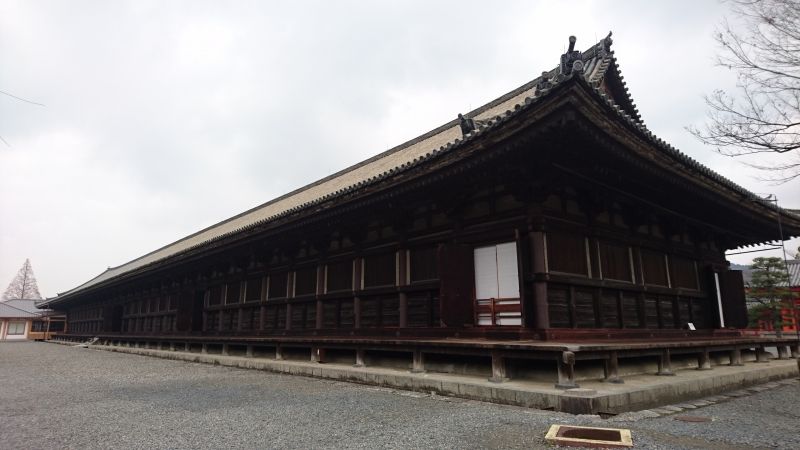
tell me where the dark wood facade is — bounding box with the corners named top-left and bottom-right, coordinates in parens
top-left (44, 36), bottom-right (800, 345)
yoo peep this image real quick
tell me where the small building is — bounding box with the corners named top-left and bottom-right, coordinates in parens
top-left (39, 34), bottom-right (800, 386)
top-left (1, 299), bottom-right (66, 341)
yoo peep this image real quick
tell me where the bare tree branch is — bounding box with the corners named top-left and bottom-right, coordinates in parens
top-left (688, 0), bottom-right (800, 182)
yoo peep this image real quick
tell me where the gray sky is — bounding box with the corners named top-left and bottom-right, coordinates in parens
top-left (1, 0), bottom-right (798, 297)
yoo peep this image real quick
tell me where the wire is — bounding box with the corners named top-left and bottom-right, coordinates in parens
top-left (0, 89), bottom-right (45, 107)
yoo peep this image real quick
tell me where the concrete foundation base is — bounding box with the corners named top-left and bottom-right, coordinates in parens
top-left (53, 341), bottom-right (800, 415)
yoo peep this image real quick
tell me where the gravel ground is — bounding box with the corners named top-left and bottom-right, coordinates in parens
top-left (1, 341), bottom-right (798, 450)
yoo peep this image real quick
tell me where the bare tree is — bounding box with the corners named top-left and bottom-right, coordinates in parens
top-left (2, 259), bottom-right (43, 300)
top-left (688, 0), bottom-right (800, 182)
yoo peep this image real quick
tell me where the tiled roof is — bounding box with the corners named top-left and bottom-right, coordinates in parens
top-left (787, 260), bottom-right (800, 287)
top-left (3, 299), bottom-right (47, 315)
top-left (45, 33), bottom-right (800, 306)
top-left (0, 301), bottom-right (38, 319)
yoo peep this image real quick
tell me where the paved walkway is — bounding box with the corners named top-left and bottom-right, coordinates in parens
top-left (1, 341), bottom-right (798, 449)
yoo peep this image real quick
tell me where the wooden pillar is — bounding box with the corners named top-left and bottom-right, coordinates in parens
top-left (791, 343), bottom-right (800, 358)
top-left (555, 351), bottom-right (579, 389)
top-left (777, 345), bottom-right (790, 360)
top-left (697, 348), bottom-right (712, 370)
top-left (275, 345), bottom-right (284, 360)
top-left (237, 280), bottom-right (245, 331)
top-left (729, 348), bottom-right (744, 366)
top-left (488, 351), bottom-right (508, 383)
top-left (221, 343), bottom-right (229, 356)
top-left (259, 276), bottom-right (268, 331)
top-left (354, 349), bottom-right (365, 367)
top-left (530, 231), bottom-right (549, 329)
top-left (353, 257), bottom-right (362, 329)
top-left (246, 345), bottom-right (254, 358)
top-left (184, 342), bottom-right (190, 352)
top-left (259, 305), bottom-right (267, 331)
top-left (657, 349), bottom-right (675, 376)
top-left (201, 343), bottom-right (208, 354)
top-left (604, 351), bottom-right (623, 383)
top-left (353, 297), bottom-right (361, 329)
top-left (285, 303), bottom-right (292, 331)
top-left (398, 293), bottom-right (408, 329)
top-left (316, 265), bottom-right (325, 329)
top-left (169, 342), bottom-right (176, 351)
top-left (411, 349), bottom-right (425, 373)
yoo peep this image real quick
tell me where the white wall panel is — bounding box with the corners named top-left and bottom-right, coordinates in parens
top-left (474, 246), bottom-right (498, 299)
top-left (496, 242), bottom-right (520, 299)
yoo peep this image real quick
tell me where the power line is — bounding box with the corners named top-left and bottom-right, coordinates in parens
top-left (0, 89), bottom-right (45, 107)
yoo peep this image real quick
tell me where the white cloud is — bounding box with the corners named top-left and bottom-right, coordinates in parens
top-left (1, 0), bottom-right (797, 295)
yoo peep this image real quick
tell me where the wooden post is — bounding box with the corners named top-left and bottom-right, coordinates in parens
top-left (354, 349), bottom-right (365, 367)
top-left (729, 348), bottom-right (744, 366)
top-left (246, 345), bottom-right (254, 358)
top-left (275, 345), bottom-right (283, 361)
top-left (311, 347), bottom-right (325, 363)
top-left (697, 348), bottom-right (712, 370)
top-left (657, 349), bottom-right (675, 376)
top-left (488, 351), bottom-right (508, 383)
top-left (259, 276), bottom-right (268, 331)
top-left (604, 351), bottom-right (623, 383)
top-left (398, 249), bottom-right (408, 328)
top-left (411, 349), bottom-right (425, 373)
top-left (169, 342), bottom-right (176, 351)
top-left (316, 265), bottom-right (325, 329)
top-left (221, 343), bottom-right (229, 356)
top-left (398, 292), bottom-right (408, 329)
top-left (201, 343), bottom-right (208, 354)
top-left (285, 303), bottom-right (293, 331)
top-left (353, 297), bottom-right (361, 329)
top-left (555, 351), bottom-right (579, 389)
top-left (791, 343), bottom-right (799, 358)
top-left (530, 231), bottom-right (549, 329)
top-left (777, 345), bottom-right (790, 360)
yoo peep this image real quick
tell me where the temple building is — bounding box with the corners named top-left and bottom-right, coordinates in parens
top-left (40, 34), bottom-right (800, 389)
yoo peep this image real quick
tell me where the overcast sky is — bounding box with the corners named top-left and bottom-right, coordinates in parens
top-left (1, 0), bottom-right (798, 297)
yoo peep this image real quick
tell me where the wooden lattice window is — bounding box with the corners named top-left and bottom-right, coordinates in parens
top-left (245, 277), bottom-right (263, 303)
top-left (363, 252), bottom-right (396, 288)
top-left (326, 260), bottom-right (352, 292)
top-left (268, 272), bottom-right (288, 299)
top-left (641, 249), bottom-right (669, 287)
top-left (409, 247), bottom-right (438, 283)
top-left (294, 267), bottom-right (317, 297)
top-left (598, 241), bottom-right (632, 282)
top-left (671, 256), bottom-right (698, 290)
top-left (208, 286), bottom-right (223, 306)
top-left (547, 232), bottom-right (588, 275)
top-left (225, 282), bottom-right (241, 305)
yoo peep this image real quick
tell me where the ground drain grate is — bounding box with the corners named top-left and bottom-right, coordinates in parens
top-left (674, 415), bottom-right (713, 423)
top-left (545, 424), bottom-right (632, 448)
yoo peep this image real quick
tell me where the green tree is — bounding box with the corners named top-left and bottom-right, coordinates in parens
top-left (746, 256), bottom-right (792, 335)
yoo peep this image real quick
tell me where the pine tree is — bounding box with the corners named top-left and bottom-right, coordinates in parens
top-left (746, 257), bottom-right (791, 335)
top-left (2, 259), bottom-right (43, 300)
